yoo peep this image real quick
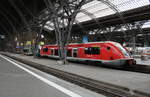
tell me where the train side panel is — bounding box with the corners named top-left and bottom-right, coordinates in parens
top-left (40, 42), bottom-right (136, 67)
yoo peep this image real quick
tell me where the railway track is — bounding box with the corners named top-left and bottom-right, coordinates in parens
top-left (123, 64), bottom-right (150, 74)
top-left (2, 53), bottom-right (150, 97)
top-left (35, 56), bottom-right (150, 74)
top-left (68, 60), bottom-right (150, 74)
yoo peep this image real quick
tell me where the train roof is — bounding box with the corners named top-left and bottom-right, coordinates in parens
top-left (68, 41), bottom-right (118, 45)
top-left (42, 41), bottom-right (119, 47)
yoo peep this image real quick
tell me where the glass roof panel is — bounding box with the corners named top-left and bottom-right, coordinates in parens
top-left (142, 20), bottom-right (150, 28)
top-left (92, 8), bottom-right (115, 18)
top-left (45, 0), bottom-right (150, 30)
top-left (76, 0), bottom-right (150, 23)
top-left (44, 25), bottom-right (54, 31)
top-left (113, 0), bottom-right (150, 12)
top-left (76, 12), bottom-right (86, 17)
top-left (76, 12), bottom-right (92, 22)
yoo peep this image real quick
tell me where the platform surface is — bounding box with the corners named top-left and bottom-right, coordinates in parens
top-left (2, 52), bottom-right (150, 95)
top-left (135, 58), bottom-right (150, 66)
top-left (0, 54), bottom-right (105, 97)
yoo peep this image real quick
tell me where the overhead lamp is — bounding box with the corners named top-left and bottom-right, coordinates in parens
top-left (0, 35), bottom-right (5, 39)
top-left (41, 34), bottom-right (44, 38)
top-left (137, 34), bottom-right (143, 36)
top-left (15, 37), bottom-right (17, 41)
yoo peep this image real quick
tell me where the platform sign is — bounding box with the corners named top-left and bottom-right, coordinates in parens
top-left (20, 43), bottom-right (23, 46)
top-left (39, 41), bottom-right (44, 45)
top-left (83, 36), bottom-right (88, 43)
top-left (26, 41), bottom-right (31, 45)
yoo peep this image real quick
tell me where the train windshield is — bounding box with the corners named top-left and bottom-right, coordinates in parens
top-left (112, 42), bottom-right (130, 57)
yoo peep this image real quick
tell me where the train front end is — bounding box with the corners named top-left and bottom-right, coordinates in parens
top-left (111, 42), bottom-right (136, 66)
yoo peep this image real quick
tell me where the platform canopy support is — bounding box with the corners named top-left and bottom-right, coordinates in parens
top-left (44, 0), bottom-right (86, 64)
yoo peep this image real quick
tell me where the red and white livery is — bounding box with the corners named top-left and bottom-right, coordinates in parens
top-left (40, 41), bottom-right (136, 67)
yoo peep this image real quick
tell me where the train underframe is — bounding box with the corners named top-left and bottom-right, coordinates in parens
top-left (41, 54), bottom-right (136, 67)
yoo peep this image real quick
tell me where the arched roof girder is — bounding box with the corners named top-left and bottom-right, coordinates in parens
top-left (74, 0), bottom-right (129, 39)
top-left (98, 0), bottom-right (126, 25)
top-left (98, 0), bottom-right (149, 40)
top-left (42, 0), bottom-right (134, 34)
top-left (0, 11), bottom-right (18, 35)
top-left (8, 0), bottom-right (32, 33)
top-left (19, 0), bottom-right (35, 19)
top-left (0, 4), bottom-right (22, 28)
top-left (43, 18), bottom-right (86, 33)
top-left (0, 23), bottom-right (10, 36)
top-left (79, 9), bottom-right (103, 28)
top-left (80, 9), bottom-right (96, 19)
top-left (78, 0), bottom-right (127, 26)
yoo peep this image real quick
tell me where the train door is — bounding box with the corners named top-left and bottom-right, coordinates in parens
top-left (67, 49), bottom-right (72, 57)
top-left (51, 48), bottom-right (54, 56)
top-left (54, 49), bottom-right (59, 56)
top-left (72, 48), bottom-right (78, 57)
top-left (43, 47), bottom-right (48, 55)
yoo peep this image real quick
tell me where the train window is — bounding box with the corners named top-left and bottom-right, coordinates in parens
top-left (67, 49), bottom-right (72, 57)
top-left (54, 49), bottom-right (58, 56)
top-left (107, 47), bottom-right (111, 50)
top-left (73, 48), bottom-right (78, 57)
top-left (85, 47), bottom-right (100, 55)
top-left (51, 49), bottom-right (54, 55)
top-left (43, 48), bottom-right (48, 52)
top-left (23, 49), bottom-right (28, 52)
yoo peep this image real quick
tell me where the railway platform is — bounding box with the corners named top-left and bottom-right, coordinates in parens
top-left (1, 52), bottom-right (150, 96)
top-left (0, 53), bottom-right (105, 97)
top-left (135, 58), bottom-right (150, 66)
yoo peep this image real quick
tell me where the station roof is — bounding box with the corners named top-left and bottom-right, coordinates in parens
top-left (0, 0), bottom-right (45, 36)
top-left (44, 0), bottom-right (150, 31)
top-left (0, 0), bottom-right (150, 38)
top-left (76, 0), bottom-right (150, 22)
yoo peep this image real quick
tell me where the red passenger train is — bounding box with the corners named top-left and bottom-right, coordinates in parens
top-left (40, 41), bottom-right (136, 67)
